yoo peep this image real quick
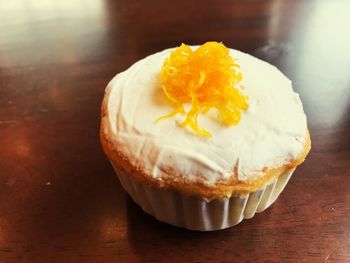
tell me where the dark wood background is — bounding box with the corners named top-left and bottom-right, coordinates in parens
top-left (0, 0), bottom-right (349, 262)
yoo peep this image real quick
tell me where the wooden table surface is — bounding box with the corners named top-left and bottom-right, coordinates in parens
top-left (1, 0), bottom-right (349, 262)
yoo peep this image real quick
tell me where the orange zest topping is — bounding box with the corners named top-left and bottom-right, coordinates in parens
top-left (158, 41), bottom-right (248, 137)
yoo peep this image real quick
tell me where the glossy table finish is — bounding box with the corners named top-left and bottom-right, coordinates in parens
top-left (1, 0), bottom-right (349, 262)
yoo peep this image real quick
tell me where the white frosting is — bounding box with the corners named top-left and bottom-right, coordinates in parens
top-left (104, 47), bottom-right (308, 185)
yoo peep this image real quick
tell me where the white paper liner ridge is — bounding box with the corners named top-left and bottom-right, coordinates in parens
top-left (111, 162), bottom-right (294, 231)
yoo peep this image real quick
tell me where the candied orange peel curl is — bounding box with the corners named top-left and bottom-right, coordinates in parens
top-left (158, 41), bottom-right (248, 137)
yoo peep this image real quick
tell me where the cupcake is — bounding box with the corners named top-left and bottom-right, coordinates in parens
top-left (100, 42), bottom-right (311, 231)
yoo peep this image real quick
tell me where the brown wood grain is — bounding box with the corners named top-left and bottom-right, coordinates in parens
top-left (0, 0), bottom-right (349, 262)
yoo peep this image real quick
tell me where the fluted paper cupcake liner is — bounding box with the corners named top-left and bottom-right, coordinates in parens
top-left (111, 162), bottom-right (294, 231)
